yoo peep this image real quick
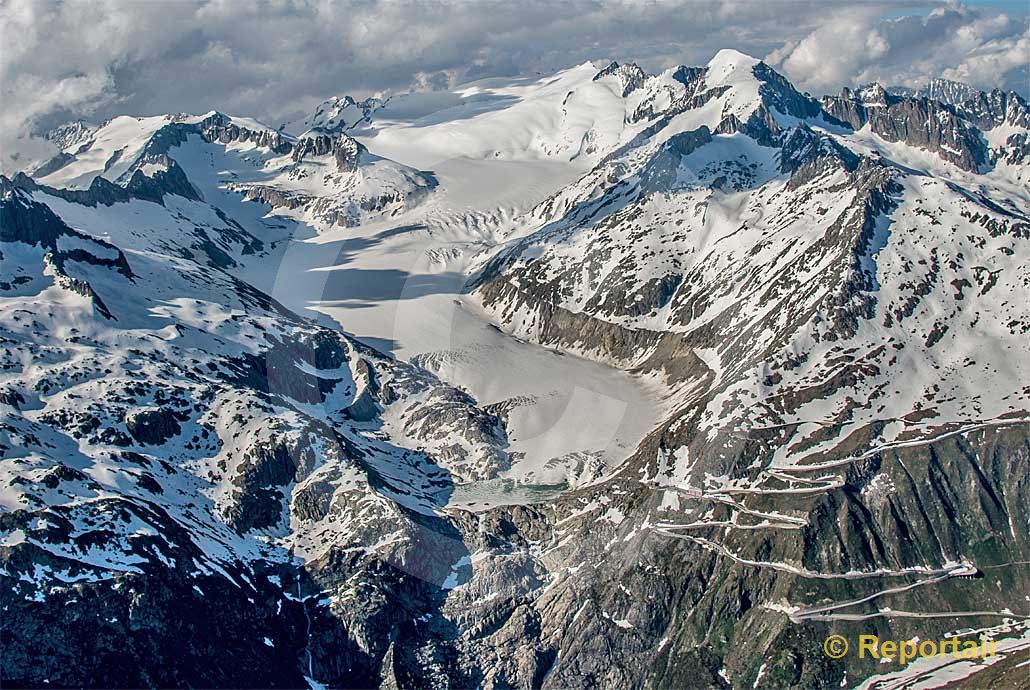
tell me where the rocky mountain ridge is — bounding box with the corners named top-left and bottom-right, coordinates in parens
top-left (3, 51), bottom-right (1030, 689)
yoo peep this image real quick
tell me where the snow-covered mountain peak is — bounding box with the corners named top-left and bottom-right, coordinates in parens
top-left (916, 77), bottom-right (981, 105)
top-left (704, 48), bottom-right (761, 80)
top-left (289, 94), bottom-right (388, 137)
top-left (610, 49), bottom-right (820, 140)
top-left (855, 82), bottom-right (890, 105)
top-left (26, 109), bottom-right (436, 230)
top-left (43, 120), bottom-right (98, 152)
top-left (4, 51), bottom-right (1030, 690)
top-left (592, 60), bottom-right (648, 97)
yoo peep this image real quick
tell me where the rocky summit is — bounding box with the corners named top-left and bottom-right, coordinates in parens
top-left (2, 50), bottom-right (1029, 689)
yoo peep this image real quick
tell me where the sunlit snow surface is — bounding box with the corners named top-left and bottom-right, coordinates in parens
top-left (22, 62), bottom-right (681, 509)
top-left (244, 64), bottom-right (682, 499)
top-left (16, 51), bottom-right (1030, 507)
top-left (243, 149), bottom-right (669, 498)
top-left (5, 50), bottom-right (1030, 687)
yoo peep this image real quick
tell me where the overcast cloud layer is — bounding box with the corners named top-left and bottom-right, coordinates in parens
top-left (1, 0), bottom-right (1027, 172)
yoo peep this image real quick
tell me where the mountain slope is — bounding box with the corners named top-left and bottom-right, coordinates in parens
top-left (0, 167), bottom-right (512, 686)
top-left (32, 112), bottom-right (438, 230)
top-left (2, 52), bottom-right (1030, 690)
top-left (465, 53), bottom-right (1030, 688)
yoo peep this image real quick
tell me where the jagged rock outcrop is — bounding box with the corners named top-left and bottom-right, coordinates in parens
top-left (957, 88), bottom-right (1030, 130)
top-left (4, 54), bottom-right (1029, 690)
top-left (300, 94), bottom-right (388, 135)
top-left (821, 86), bottom-right (989, 171)
top-left (125, 408), bottom-right (183, 446)
top-left (291, 133), bottom-right (364, 171)
top-left (198, 112), bottom-right (293, 154)
top-left (44, 120), bottom-right (98, 151)
top-left (1, 179), bottom-right (134, 280)
top-left (912, 77), bottom-right (981, 105)
top-left (593, 61), bottom-right (648, 97)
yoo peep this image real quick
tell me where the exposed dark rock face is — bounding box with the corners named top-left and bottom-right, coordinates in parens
top-left (230, 180), bottom-right (437, 228)
top-left (821, 86), bottom-right (989, 171)
top-left (124, 157), bottom-right (203, 203)
top-left (30, 152), bottom-right (76, 179)
top-left (399, 387), bottom-right (510, 481)
top-left (497, 422), bottom-right (1030, 689)
top-left (998, 131), bottom-right (1030, 166)
top-left (715, 106), bottom-right (785, 146)
top-left (911, 77), bottom-right (981, 105)
top-left (198, 112), bottom-right (294, 154)
top-left (13, 157), bottom-right (200, 207)
top-left (304, 95), bottom-right (388, 135)
top-left (43, 120), bottom-right (98, 151)
top-left (223, 422), bottom-right (330, 531)
top-left (752, 62), bottom-right (824, 121)
top-left (223, 349), bottom-right (343, 407)
top-left (12, 171), bottom-right (136, 206)
top-left (9, 166), bottom-right (262, 271)
top-left (593, 61), bottom-right (648, 97)
top-left (291, 133), bottom-right (364, 171)
top-left (0, 179), bottom-right (134, 281)
top-left (343, 357), bottom-right (381, 422)
top-left (125, 408), bottom-right (182, 446)
top-left (779, 125), bottom-right (860, 186)
top-left (4, 59), bottom-right (1029, 690)
top-left (956, 88), bottom-right (1030, 130)
top-left (1, 179), bottom-right (79, 246)
top-left (635, 126), bottom-right (713, 191)
top-left (1, 514), bottom-right (314, 689)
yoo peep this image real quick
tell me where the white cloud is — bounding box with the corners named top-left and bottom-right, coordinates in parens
top-left (1, 0), bottom-right (1027, 173)
top-left (767, 3), bottom-right (1028, 94)
top-left (943, 29), bottom-right (1030, 87)
top-left (766, 7), bottom-right (892, 93)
